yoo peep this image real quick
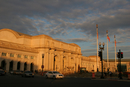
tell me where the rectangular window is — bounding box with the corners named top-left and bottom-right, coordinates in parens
top-left (24, 55), bottom-right (28, 58)
top-left (2, 52), bottom-right (6, 56)
top-left (10, 53), bottom-right (14, 57)
top-left (17, 54), bottom-right (21, 58)
top-left (31, 56), bottom-right (34, 59)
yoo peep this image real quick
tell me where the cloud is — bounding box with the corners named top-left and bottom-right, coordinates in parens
top-left (0, 0), bottom-right (130, 59)
top-left (82, 45), bottom-right (130, 59)
top-left (55, 38), bottom-right (89, 42)
top-left (0, 0), bottom-right (130, 37)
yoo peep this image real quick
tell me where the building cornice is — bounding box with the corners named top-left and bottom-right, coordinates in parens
top-left (0, 40), bottom-right (38, 53)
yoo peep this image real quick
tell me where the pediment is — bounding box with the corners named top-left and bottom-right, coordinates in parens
top-left (0, 28), bottom-right (26, 44)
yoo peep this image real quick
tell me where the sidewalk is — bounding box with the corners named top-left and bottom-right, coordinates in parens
top-left (65, 72), bottom-right (130, 82)
top-left (91, 76), bottom-right (130, 82)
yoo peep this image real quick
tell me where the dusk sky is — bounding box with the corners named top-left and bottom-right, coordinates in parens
top-left (0, 0), bottom-right (130, 59)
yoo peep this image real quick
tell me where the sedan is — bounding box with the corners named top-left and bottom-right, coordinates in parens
top-left (22, 71), bottom-right (34, 77)
top-left (0, 69), bottom-right (6, 76)
top-left (14, 70), bottom-right (22, 75)
top-left (45, 71), bottom-right (64, 79)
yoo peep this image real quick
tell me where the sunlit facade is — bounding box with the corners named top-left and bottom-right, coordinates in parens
top-left (103, 59), bottom-right (130, 73)
top-left (0, 28), bottom-right (82, 74)
top-left (81, 56), bottom-right (101, 72)
top-left (1, 28), bottom-right (129, 74)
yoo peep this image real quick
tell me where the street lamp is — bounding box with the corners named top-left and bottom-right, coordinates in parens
top-left (42, 54), bottom-right (44, 73)
top-left (99, 42), bottom-right (105, 79)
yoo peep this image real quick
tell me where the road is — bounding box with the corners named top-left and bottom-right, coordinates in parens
top-left (0, 74), bottom-right (130, 87)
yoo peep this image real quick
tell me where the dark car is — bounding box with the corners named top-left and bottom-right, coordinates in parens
top-left (42, 71), bottom-right (50, 75)
top-left (22, 71), bottom-right (34, 77)
top-left (13, 70), bottom-right (22, 75)
top-left (9, 70), bottom-right (15, 74)
top-left (123, 72), bottom-right (129, 77)
top-left (15, 70), bottom-right (22, 75)
top-left (0, 69), bottom-right (6, 76)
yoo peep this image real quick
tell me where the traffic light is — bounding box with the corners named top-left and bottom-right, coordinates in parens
top-left (98, 51), bottom-right (102, 61)
top-left (121, 52), bottom-right (123, 58)
top-left (117, 52), bottom-right (120, 58)
top-left (117, 52), bottom-right (123, 58)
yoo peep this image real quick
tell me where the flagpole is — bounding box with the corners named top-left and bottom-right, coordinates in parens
top-left (106, 30), bottom-right (109, 72)
top-left (114, 35), bottom-right (117, 72)
top-left (96, 24), bottom-right (99, 72)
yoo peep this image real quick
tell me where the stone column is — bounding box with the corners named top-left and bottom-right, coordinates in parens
top-left (0, 52), bottom-right (2, 67)
top-left (49, 49), bottom-right (54, 71)
top-left (0, 58), bottom-right (2, 67)
top-left (33, 63), bottom-right (38, 72)
top-left (43, 49), bottom-right (49, 70)
top-left (20, 62), bottom-right (24, 71)
top-left (46, 52), bottom-right (49, 70)
top-left (5, 59), bottom-right (10, 72)
top-left (68, 56), bottom-right (71, 67)
top-left (60, 52), bottom-right (63, 72)
top-left (51, 51), bottom-right (54, 71)
top-left (47, 49), bottom-right (51, 70)
top-left (75, 57), bottom-right (78, 72)
top-left (0, 52), bottom-right (2, 57)
top-left (79, 55), bottom-right (82, 67)
top-left (13, 61), bottom-right (17, 70)
top-left (27, 63), bottom-right (30, 71)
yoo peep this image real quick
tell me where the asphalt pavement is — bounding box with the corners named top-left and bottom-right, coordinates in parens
top-left (0, 73), bottom-right (130, 87)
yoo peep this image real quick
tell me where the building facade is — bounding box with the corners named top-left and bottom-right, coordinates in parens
top-left (81, 56), bottom-right (101, 72)
top-left (1, 28), bottom-right (129, 74)
top-left (103, 59), bottom-right (130, 73)
top-left (0, 29), bottom-right (82, 73)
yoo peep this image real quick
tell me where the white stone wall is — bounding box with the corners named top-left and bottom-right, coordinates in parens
top-left (0, 29), bottom-right (82, 74)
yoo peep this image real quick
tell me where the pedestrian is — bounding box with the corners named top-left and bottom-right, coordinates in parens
top-left (109, 71), bottom-right (112, 77)
top-left (104, 72), bottom-right (107, 77)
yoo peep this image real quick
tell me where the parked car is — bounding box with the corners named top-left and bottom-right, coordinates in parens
top-left (9, 70), bottom-right (14, 74)
top-left (0, 69), bottom-right (6, 76)
top-left (14, 70), bottom-right (21, 75)
top-left (42, 71), bottom-right (50, 75)
top-left (123, 71), bottom-right (129, 77)
top-left (22, 71), bottom-right (34, 77)
top-left (13, 70), bottom-right (22, 75)
top-left (45, 71), bottom-right (64, 79)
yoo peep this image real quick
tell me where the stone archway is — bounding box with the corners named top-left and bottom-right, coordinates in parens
top-left (17, 62), bottom-right (20, 70)
top-left (24, 62), bottom-right (27, 71)
top-left (1, 60), bottom-right (6, 70)
top-left (9, 61), bottom-right (13, 71)
top-left (30, 63), bottom-right (34, 72)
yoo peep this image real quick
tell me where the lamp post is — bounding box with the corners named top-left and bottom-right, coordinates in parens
top-left (42, 54), bottom-right (44, 74)
top-left (99, 42), bottom-right (105, 79)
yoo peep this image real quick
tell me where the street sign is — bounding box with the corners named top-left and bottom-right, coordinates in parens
top-left (41, 65), bottom-right (44, 68)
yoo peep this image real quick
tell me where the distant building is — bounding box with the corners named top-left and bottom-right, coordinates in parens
top-left (103, 59), bottom-right (130, 72)
top-left (81, 56), bottom-right (101, 72)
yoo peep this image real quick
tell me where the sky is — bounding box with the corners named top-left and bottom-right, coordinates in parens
top-left (0, 0), bottom-right (130, 59)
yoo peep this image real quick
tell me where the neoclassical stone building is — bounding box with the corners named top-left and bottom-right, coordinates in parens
top-left (103, 59), bottom-right (130, 73)
top-left (81, 56), bottom-right (101, 72)
top-left (0, 28), bottom-right (82, 73)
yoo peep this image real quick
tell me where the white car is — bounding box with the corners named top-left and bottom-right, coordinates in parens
top-left (45, 71), bottom-right (64, 79)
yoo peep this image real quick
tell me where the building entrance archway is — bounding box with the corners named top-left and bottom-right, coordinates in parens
top-left (30, 63), bottom-right (34, 72)
top-left (17, 62), bottom-right (20, 70)
top-left (1, 60), bottom-right (6, 70)
top-left (9, 61), bottom-right (13, 71)
top-left (24, 62), bottom-right (27, 71)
